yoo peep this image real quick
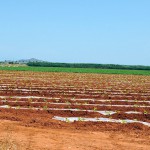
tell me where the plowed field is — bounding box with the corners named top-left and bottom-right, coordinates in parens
top-left (0, 71), bottom-right (150, 149)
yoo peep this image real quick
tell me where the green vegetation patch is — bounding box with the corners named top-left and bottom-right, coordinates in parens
top-left (0, 66), bottom-right (150, 75)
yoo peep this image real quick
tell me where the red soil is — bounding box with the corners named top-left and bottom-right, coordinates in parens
top-left (0, 71), bottom-right (150, 149)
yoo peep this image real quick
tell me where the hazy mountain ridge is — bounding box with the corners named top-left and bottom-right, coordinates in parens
top-left (1, 58), bottom-right (44, 64)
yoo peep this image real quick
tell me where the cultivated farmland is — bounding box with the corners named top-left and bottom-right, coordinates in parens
top-left (0, 70), bottom-right (150, 149)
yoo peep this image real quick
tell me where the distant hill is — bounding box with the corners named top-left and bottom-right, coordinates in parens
top-left (1, 58), bottom-right (44, 64)
top-left (17, 58), bottom-right (44, 63)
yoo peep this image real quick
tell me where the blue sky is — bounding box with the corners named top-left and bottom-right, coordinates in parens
top-left (0, 0), bottom-right (150, 65)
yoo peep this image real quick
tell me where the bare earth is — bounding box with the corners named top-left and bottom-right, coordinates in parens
top-left (0, 120), bottom-right (149, 150)
top-left (0, 71), bottom-right (150, 149)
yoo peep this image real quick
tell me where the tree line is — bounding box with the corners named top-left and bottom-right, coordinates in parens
top-left (27, 62), bottom-right (150, 70)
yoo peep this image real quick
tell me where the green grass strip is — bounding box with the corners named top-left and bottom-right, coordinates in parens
top-left (0, 66), bottom-right (150, 75)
